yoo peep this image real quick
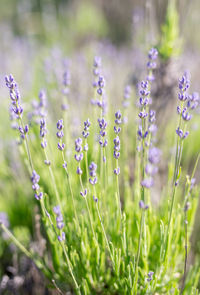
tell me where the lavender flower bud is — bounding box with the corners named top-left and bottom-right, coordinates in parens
top-left (76, 166), bottom-right (83, 175)
top-left (141, 178), bottom-right (154, 188)
top-left (114, 167), bottom-right (120, 175)
top-left (58, 142), bottom-right (65, 151)
top-left (93, 196), bottom-right (98, 202)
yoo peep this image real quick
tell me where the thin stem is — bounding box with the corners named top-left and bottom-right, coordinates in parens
top-left (44, 148), bottom-right (61, 207)
top-left (95, 202), bottom-right (115, 269)
top-left (85, 139), bottom-right (89, 183)
top-left (41, 201), bottom-right (80, 294)
top-left (61, 151), bottom-right (79, 224)
top-left (181, 210), bottom-right (188, 294)
top-left (52, 279), bottom-right (65, 295)
top-left (133, 210), bottom-right (145, 294)
top-left (79, 173), bottom-right (96, 239)
top-left (19, 117), bottom-right (34, 172)
top-left (0, 223), bottom-right (32, 259)
top-left (116, 159), bottom-right (122, 219)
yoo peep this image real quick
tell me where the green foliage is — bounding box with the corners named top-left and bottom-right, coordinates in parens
top-left (158, 0), bottom-right (182, 60)
top-left (0, 47), bottom-right (200, 295)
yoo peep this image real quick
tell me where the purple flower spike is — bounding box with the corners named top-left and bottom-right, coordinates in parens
top-left (53, 205), bottom-right (65, 241)
top-left (5, 74), bottom-right (24, 119)
top-left (89, 162), bottom-right (98, 185)
top-left (94, 56), bottom-right (102, 68)
top-left (31, 170), bottom-right (40, 184)
top-left (148, 48), bottom-right (158, 60)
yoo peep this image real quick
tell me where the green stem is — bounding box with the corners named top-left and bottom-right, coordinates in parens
top-left (95, 202), bottom-right (115, 269)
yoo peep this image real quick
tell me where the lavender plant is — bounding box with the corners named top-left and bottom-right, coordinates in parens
top-left (1, 48), bottom-right (200, 295)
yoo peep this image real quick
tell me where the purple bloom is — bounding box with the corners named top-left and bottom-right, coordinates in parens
top-left (75, 138), bottom-right (83, 152)
top-left (114, 151), bottom-right (120, 159)
top-left (145, 164), bottom-right (158, 176)
top-left (97, 76), bottom-right (105, 96)
top-left (31, 170), bottom-right (40, 184)
top-left (94, 56), bottom-right (101, 68)
top-left (114, 167), bottom-right (120, 175)
top-left (115, 110), bottom-right (122, 125)
top-left (39, 90), bottom-right (47, 108)
top-left (182, 108), bottom-right (192, 121)
top-left (89, 162), bottom-right (97, 177)
top-left (57, 119), bottom-right (64, 130)
top-left (5, 74), bottom-right (23, 118)
top-left (93, 196), bottom-right (98, 203)
top-left (147, 271), bottom-right (154, 282)
top-left (89, 177), bottom-right (98, 185)
top-left (148, 48), bottom-right (158, 60)
top-left (176, 127), bottom-right (183, 138)
top-left (139, 200), bottom-right (149, 210)
top-left (62, 161), bottom-right (67, 169)
top-left (148, 147), bottom-right (161, 165)
top-left (58, 142), bottom-right (65, 151)
top-left (138, 111), bottom-right (148, 118)
top-left (34, 192), bottom-right (43, 200)
top-left (124, 85), bottom-right (131, 99)
top-left (56, 131), bottom-right (64, 138)
top-left (98, 118), bottom-right (107, 148)
top-left (80, 189), bottom-right (87, 197)
top-left (41, 139), bottom-right (47, 149)
top-left (0, 212), bottom-right (9, 227)
top-left (141, 178), bottom-right (154, 188)
top-left (53, 205), bottom-right (65, 239)
top-left (179, 72), bottom-right (190, 91)
top-left (114, 126), bottom-right (121, 134)
top-left (82, 119), bottom-right (91, 138)
top-left (89, 162), bottom-right (97, 185)
top-left (40, 118), bottom-right (47, 137)
top-left (76, 166), bottom-right (83, 175)
top-left (58, 232), bottom-right (65, 242)
top-left (74, 153), bottom-right (83, 162)
top-left (63, 70), bottom-right (71, 87)
top-left (44, 159), bottom-right (51, 166)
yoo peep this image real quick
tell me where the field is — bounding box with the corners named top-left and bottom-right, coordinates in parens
top-left (0, 1), bottom-right (200, 294)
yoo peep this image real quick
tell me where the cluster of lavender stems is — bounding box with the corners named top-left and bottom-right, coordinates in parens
top-left (164, 72), bottom-right (199, 263)
top-left (134, 48), bottom-right (158, 293)
top-left (4, 49), bottom-right (200, 294)
top-left (4, 75), bottom-right (80, 293)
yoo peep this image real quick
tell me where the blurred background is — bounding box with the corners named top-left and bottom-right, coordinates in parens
top-left (0, 0), bottom-right (200, 294)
